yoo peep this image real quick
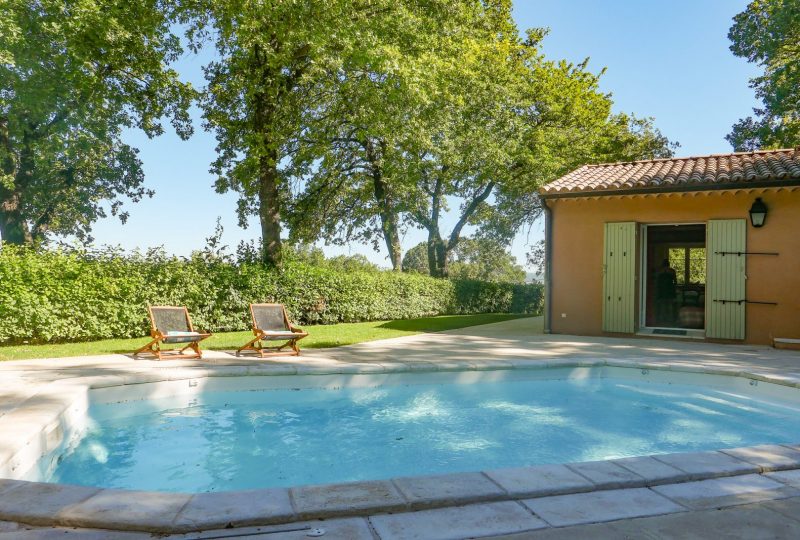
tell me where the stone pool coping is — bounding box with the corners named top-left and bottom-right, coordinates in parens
top-left (3, 357), bottom-right (800, 534)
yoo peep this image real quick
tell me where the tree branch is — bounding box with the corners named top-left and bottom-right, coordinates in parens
top-left (448, 181), bottom-right (495, 250)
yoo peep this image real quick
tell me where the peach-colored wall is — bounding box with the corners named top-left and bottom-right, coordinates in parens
top-left (548, 189), bottom-right (800, 344)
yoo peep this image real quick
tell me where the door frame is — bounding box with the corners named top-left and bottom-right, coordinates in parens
top-left (638, 222), bottom-right (707, 334)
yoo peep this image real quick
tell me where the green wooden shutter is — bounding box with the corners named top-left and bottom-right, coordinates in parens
top-left (603, 222), bottom-right (636, 333)
top-left (706, 219), bottom-right (746, 340)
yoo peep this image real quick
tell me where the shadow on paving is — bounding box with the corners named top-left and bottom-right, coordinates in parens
top-left (308, 317), bottom-right (800, 374)
top-left (3, 316), bottom-right (800, 387)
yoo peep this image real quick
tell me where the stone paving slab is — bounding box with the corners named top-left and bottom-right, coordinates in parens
top-left (721, 444), bottom-right (800, 472)
top-left (759, 496), bottom-right (800, 523)
top-left (610, 455), bottom-right (691, 485)
top-left (369, 501), bottom-right (547, 540)
top-left (0, 521), bottom-right (21, 533)
top-left (290, 480), bottom-right (407, 519)
top-left (652, 474), bottom-right (799, 510)
top-left (55, 489), bottom-right (191, 532)
top-left (392, 472), bottom-right (505, 509)
top-left (653, 450), bottom-right (760, 479)
top-left (765, 468), bottom-right (800, 489)
top-left (173, 488), bottom-right (295, 530)
top-left (565, 460), bottom-right (646, 489)
top-left (522, 488), bottom-right (685, 527)
top-left (483, 464), bottom-right (594, 498)
top-left (0, 481), bottom-right (100, 525)
top-left (492, 499), bottom-right (800, 539)
top-left (164, 517), bottom-right (374, 540)
top-left (0, 528), bottom-right (149, 539)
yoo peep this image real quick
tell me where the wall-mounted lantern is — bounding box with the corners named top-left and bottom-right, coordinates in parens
top-left (749, 198), bottom-right (768, 228)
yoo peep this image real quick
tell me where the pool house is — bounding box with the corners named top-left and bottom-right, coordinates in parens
top-left (540, 148), bottom-right (800, 346)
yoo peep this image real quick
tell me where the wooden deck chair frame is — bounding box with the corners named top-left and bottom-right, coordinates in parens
top-left (134, 305), bottom-right (211, 360)
top-left (237, 303), bottom-right (308, 357)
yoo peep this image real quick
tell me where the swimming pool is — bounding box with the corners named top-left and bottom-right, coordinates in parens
top-left (25, 367), bottom-right (800, 492)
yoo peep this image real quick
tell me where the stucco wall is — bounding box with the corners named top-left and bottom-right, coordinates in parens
top-left (548, 188), bottom-right (800, 345)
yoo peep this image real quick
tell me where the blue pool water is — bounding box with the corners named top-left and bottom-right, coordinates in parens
top-left (43, 374), bottom-right (800, 492)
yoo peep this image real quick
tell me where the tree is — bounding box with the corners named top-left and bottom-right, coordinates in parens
top-left (407, 29), bottom-right (675, 278)
top-left (401, 242), bottom-right (430, 274)
top-left (0, 0), bottom-right (194, 245)
top-left (449, 238), bottom-right (525, 283)
top-left (194, 0), bottom-right (460, 266)
top-left (401, 4), bottom-right (526, 278)
top-left (727, 0), bottom-right (800, 150)
top-left (285, 95), bottom-right (410, 269)
top-left (285, 3), bottom-right (674, 276)
top-left (402, 237), bottom-right (525, 283)
top-left (284, 1), bottom-right (488, 270)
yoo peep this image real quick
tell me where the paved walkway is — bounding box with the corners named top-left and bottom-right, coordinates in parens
top-left (2, 318), bottom-right (800, 539)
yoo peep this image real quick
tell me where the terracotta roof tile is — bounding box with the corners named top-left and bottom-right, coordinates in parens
top-left (541, 148), bottom-right (800, 196)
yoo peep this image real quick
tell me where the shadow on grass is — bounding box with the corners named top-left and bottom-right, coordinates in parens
top-left (377, 313), bottom-right (530, 333)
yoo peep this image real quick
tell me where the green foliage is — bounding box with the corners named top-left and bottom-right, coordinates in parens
top-left (493, 50), bottom-right (677, 239)
top-left (402, 243), bottom-right (430, 274)
top-left (282, 244), bottom-right (380, 272)
top-left (191, 0), bottom-right (467, 265)
top-left (668, 247), bottom-right (707, 285)
top-left (0, 0), bottom-right (195, 244)
top-left (0, 244), bottom-right (542, 344)
top-left (526, 240), bottom-right (546, 279)
top-left (284, 1), bottom-right (507, 270)
top-left (449, 238), bottom-right (526, 284)
top-left (451, 280), bottom-right (542, 315)
top-left (728, 0), bottom-right (800, 150)
top-left (402, 238), bottom-right (526, 284)
top-left (285, 9), bottom-right (676, 277)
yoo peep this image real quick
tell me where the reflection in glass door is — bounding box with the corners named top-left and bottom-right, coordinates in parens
top-left (644, 224), bottom-right (706, 330)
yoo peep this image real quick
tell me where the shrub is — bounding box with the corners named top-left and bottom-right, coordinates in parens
top-left (0, 245), bottom-right (543, 344)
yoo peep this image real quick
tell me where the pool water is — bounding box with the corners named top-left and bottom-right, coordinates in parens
top-left (42, 375), bottom-right (800, 492)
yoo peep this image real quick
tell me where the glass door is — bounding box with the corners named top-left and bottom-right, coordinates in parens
top-left (643, 224), bottom-right (706, 331)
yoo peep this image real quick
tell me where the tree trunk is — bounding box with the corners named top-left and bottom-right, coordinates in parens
top-left (0, 123), bottom-right (33, 245)
top-left (258, 147), bottom-right (282, 267)
top-left (423, 174), bottom-right (449, 278)
top-left (0, 189), bottom-right (31, 245)
top-left (365, 139), bottom-right (402, 270)
top-left (427, 231), bottom-right (449, 278)
top-left (373, 176), bottom-right (402, 270)
top-left (252, 49), bottom-right (283, 267)
top-left (421, 179), bottom-right (496, 279)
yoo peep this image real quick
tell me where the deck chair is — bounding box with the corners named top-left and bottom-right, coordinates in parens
top-left (134, 306), bottom-right (211, 360)
top-left (237, 303), bottom-right (308, 357)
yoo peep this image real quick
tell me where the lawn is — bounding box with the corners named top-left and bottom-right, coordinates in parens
top-left (0, 313), bottom-right (530, 361)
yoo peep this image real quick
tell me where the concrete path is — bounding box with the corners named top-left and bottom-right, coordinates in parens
top-left (3, 318), bottom-right (800, 539)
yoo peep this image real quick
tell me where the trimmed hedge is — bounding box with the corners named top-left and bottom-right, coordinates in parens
top-left (0, 246), bottom-right (543, 344)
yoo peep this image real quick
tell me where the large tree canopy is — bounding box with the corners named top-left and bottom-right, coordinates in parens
top-left (727, 0), bottom-right (800, 150)
top-left (284, 0), bottom-right (518, 270)
top-left (0, 0), bottom-right (194, 245)
top-left (406, 29), bottom-right (674, 277)
top-left (194, 0), bottom-right (466, 266)
top-left (286, 13), bottom-right (674, 276)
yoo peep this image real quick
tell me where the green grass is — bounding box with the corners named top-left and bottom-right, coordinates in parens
top-left (0, 313), bottom-right (530, 361)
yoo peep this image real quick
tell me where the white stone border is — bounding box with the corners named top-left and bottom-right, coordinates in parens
top-left (1, 358), bottom-right (800, 533)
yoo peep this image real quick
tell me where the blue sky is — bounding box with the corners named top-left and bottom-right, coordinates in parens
top-left (86, 0), bottom-right (759, 267)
